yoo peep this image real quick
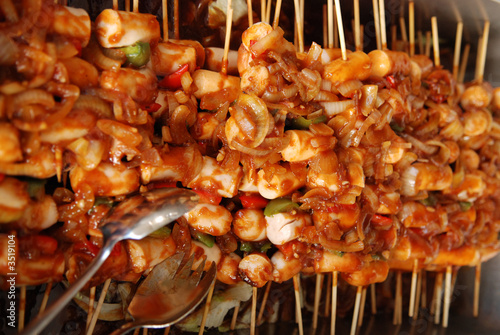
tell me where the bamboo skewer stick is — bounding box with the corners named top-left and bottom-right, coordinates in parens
top-left (162, 0), bottom-right (168, 40)
top-left (313, 273), bottom-right (323, 329)
top-left (393, 271), bottom-right (402, 325)
top-left (424, 31), bottom-right (431, 57)
top-left (272, 0), bottom-right (283, 29)
top-left (125, 0), bottom-right (130, 12)
top-left (421, 270), bottom-right (427, 309)
top-left (325, 272), bottom-right (332, 317)
top-left (293, 0), bottom-right (304, 53)
top-left (221, 0), bottom-right (233, 75)
top-left (351, 286), bottom-right (363, 335)
top-left (431, 17), bottom-right (440, 67)
top-left (476, 21), bottom-right (490, 83)
top-left (443, 266), bottom-right (452, 327)
top-left (19, 286), bottom-right (26, 332)
top-left (399, 17), bottom-right (408, 46)
top-left (164, 326), bottom-right (170, 335)
top-left (133, 0), bottom-right (139, 13)
top-left (409, 0), bottom-right (415, 56)
top-left (458, 43), bottom-right (470, 84)
top-left (133, 328), bottom-right (140, 335)
top-left (198, 281), bottom-right (216, 335)
top-left (370, 284), bottom-right (377, 314)
top-left (327, 0), bottom-right (334, 48)
top-left (372, 0), bottom-right (381, 50)
top-left (474, 36), bottom-right (483, 82)
top-left (323, 5), bottom-right (328, 48)
top-left (413, 270), bottom-right (422, 320)
top-left (113, 0), bottom-right (118, 11)
top-left (265, 0), bottom-right (272, 24)
top-left (247, 0), bottom-right (253, 26)
top-left (474, 262), bottom-right (481, 317)
top-left (261, 0), bottom-right (265, 22)
top-left (409, 259), bottom-right (418, 317)
top-left (39, 282), bottom-right (53, 315)
top-left (331, 271), bottom-right (338, 335)
top-left (334, 0), bottom-right (346, 60)
top-left (86, 286), bottom-right (96, 332)
top-left (354, 0), bottom-right (361, 51)
top-left (358, 286), bottom-right (367, 327)
top-left (174, 0), bottom-right (179, 39)
top-left (251, 287), bottom-right (257, 335)
top-left (452, 22), bottom-right (464, 81)
top-left (230, 304), bottom-right (240, 330)
top-left (86, 278), bottom-right (111, 335)
top-left (379, 0), bottom-right (387, 49)
top-left (293, 275), bottom-right (304, 335)
top-left (434, 272), bottom-right (443, 324)
top-left (257, 281), bottom-right (272, 324)
top-left (333, 4), bottom-right (339, 48)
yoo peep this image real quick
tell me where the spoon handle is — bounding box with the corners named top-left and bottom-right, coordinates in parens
top-left (20, 237), bottom-right (117, 335)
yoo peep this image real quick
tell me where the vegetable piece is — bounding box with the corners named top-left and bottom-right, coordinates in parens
top-left (27, 178), bottom-right (46, 198)
top-left (33, 235), bottom-right (58, 255)
top-left (149, 226), bottom-right (172, 239)
top-left (459, 201), bottom-right (472, 212)
top-left (371, 214), bottom-right (393, 225)
top-left (290, 115), bottom-right (327, 129)
top-left (195, 231), bottom-right (215, 247)
top-left (260, 241), bottom-right (272, 253)
top-left (119, 42), bottom-right (151, 68)
top-left (240, 241), bottom-right (253, 252)
top-left (193, 190), bottom-right (222, 205)
top-left (263, 198), bottom-right (300, 217)
top-left (158, 63), bottom-right (189, 90)
top-left (239, 194), bottom-right (269, 209)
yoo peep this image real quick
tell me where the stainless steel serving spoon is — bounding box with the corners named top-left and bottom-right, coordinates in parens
top-left (21, 188), bottom-right (199, 335)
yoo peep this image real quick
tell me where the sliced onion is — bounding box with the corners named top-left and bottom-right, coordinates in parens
top-left (249, 27), bottom-right (284, 57)
top-left (321, 100), bottom-right (355, 117)
top-left (337, 79), bottom-right (363, 98)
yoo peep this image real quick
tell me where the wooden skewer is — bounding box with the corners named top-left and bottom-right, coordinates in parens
top-left (251, 287), bottom-right (257, 335)
top-left (143, 328), bottom-right (148, 335)
top-left (164, 326), bottom-right (170, 335)
top-left (133, 328), bottom-right (140, 335)
top-left (125, 0), bottom-right (130, 12)
top-left (198, 281), bottom-right (215, 335)
top-left (378, 0), bottom-right (387, 49)
top-left (86, 278), bottom-right (111, 335)
top-left (370, 283), bottom-right (377, 314)
top-left (452, 21), bottom-right (464, 81)
top-left (230, 304), bottom-right (240, 330)
top-left (474, 262), bottom-right (481, 317)
top-left (293, 0), bottom-right (304, 53)
top-left (333, 4), bottom-right (339, 48)
top-left (325, 272), bottom-right (332, 317)
top-left (174, 0), bottom-right (179, 39)
top-left (474, 35), bottom-right (483, 82)
top-left (390, 24), bottom-right (397, 51)
top-left (313, 273), bottom-right (323, 329)
top-left (113, 0), bottom-right (118, 10)
top-left (334, 0), bottom-right (346, 60)
top-left (413, 269), bottom-right (422, 320)
top-left (265, 0), bottom-right (272, 24)
top-left (323, 4), bottom-right (328, 48)
top-left (272, 0), bottom-right (283, 29)
top-left (372, 0), bottom-right (381, 50)
top-left (399, 17), bottom-right (408, 45)
top-left (393, 271), bottom-right (402, 325)
top-left (354, 0), bottom-right (361, 51)
top-left (327, 0), bottom-right (334, 48)
top-left (358, 286), bottom-right (367, 327)
top-left (39, 282), bottom-right (53, 315)
top-left (247, 0), bottom-right (253, 26)
top-left (443, 266), bottom-right (452, 328)
top-left (19, 286), bottom-right (26, 332)
top-left (409, 259), bottom-right (418, 317)
top-left (221, 0), bottom-right (233, 75)
top-left (409, 0), bottom-right (415, 56)
top-left (431, 17), bottom-right (440, 67)
top-left (351, 286), bottom-right (363, 335)
top-left (257, 281), bottom-right (272, 324)
top-left (476, 20), bottom-right (490, 83)
top-left (86, 286), bottom-right (96, 332)
top-left (162, 0), bottom-right (168, 40)
top-left (424, 31), bottom-right (431, 58)
top-left (421, 270), bottom-right (427, 309)
top-left (458, 43), bottom-right (470, 84)
top-left (417, 30), bottom-right (423, 55)
top-left (331, 271), bottom-right (338, 335)
top-left (293, 274), bottom-right (304, 335)
top-left (261, 0), bottom-right (265, 22)
top-left (433, 272), bottom-right (443, 324)
top-left (133, 0), bottom-right (138, 13)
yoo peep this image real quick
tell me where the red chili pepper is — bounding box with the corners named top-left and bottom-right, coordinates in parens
top-left (158, 63), bottom-right (189, 90)
top-left (194, 189), bottom-right (222, 205)
top-left (240, 194), bottom-right (269, 209)
top-left (33, 235), bottom-right (58, 255)
top-left (142, 102), bottom-right (162, 113)
top-left (276, 240), bottom-right (307, 259)
top-left (370, 214), bottom-right (393, 227)
top-left (386, 75), bottom-right (397, 89)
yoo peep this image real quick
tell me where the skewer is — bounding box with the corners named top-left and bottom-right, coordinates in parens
top-left (399, 17), bottom-right (408, 49)
top-left (143, 329), bottom-right (148, 335)
top-left (261, 0), bottom-right (265, 22)
top-left (86, 278), bottom-right (111, 335)
top-left (313, 273), bottom-right (323, 329)
top-left (327, 0), bottom-right (334, 48)
top-left (164, 326), bottom-right (170, 335)
top-left (113, 0), bottom-right (118, 10)
top-left (358, 286), bottom-right (367, 327)
top-left (452, 21), bottom-right (464, 80)
top-left (372, 0), bottom-right (381, 50)
top-left (421, 270), bottom-right (427, 309)
top-left (257, 281), bottom-right (272, 324)
top-left (409, 0), bottom-right (414, 56)
top-left (221, 0), bottom-right (233, 75)
top-left (230, 304), bottom-right (239, 330)
top-left (390, 24), bottom-right (397, 50)
top-left (162, 0), bottom-right (168, 40)
top-left (39, 282), bottom-right (53, 315)
top-left (334, 0), bottom-right (346, 60)
top-left (325, 272), bottom-right (332, 317)
top-left (370, 283), bottom-right (377, 314)
top-left (354, 0), bottom-right (361, 51)
top-left (413, 270), bottom-right (422, 320)
top-left (174, 0), bottom-right (179, 39)
top-left (331, 271), bottom-right (338, 335)
top-left (333, 4), bottom-right (339, 48)
top-left (86, 286), bottom-right (96, 331)
top-left (125, 0), bottom-right (130, 12)
top-left (133, 328), bottom-right (140, 335)
top-left (351, 286), bottom-right (363, 335)
top-left (433, 272), bottom-right (443, 324)
top-left (247, 0), bottom-right (253, 26)
top-left (272, 0), bottom-right (283, 29)
top-left (293, 0), bottom-right (304, 53)
top-left (424, 31), bottom-right (431, 58)
top-left (265, 0), bottom-right (272, 24)
top-left (431, 17), bottom-right (440, 67)
top-left (458, 43), bottom-right (470, 84)
top-left (476, 20), bottom-right (490, 83)
top-left (323, 5), bottom-right (328, 48)
top-left (133, 0), bottom-right (138, 13)
top-left (474, 262), bottom-right (481, 317)
top-left (198, 280), bottom-right (215, 335)
top-left (379, 0), bottom-right (387, 49)
top-left (409, 259), bottom-right (418, 317)
top-left (393, 271), bottom-right (402, 325)
top-left (19, 286), bottom-right (26, 331)
top-left (293, 274), bottom-right (304, 335)
top-left (443, 266), bottom-right (452, 327)
top-left (251, 287), bottom-right (257, 335)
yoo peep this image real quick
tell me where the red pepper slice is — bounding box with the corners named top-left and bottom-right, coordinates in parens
top-left (194, 189), bottom-right (222, 205)
top-left (370, 214), bottom-right (393, 228)
top-left (240, 194), bottom-right (269, 209)
top-left (142, 102), bottom-right (162, 113)
top-left (386, 75), bottom-right (397, 89)
top-left (158, 63), bottom-right (189, 90)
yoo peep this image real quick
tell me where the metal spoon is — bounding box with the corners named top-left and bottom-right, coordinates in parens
top-left (21, 188), bottom-right (199, 335)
